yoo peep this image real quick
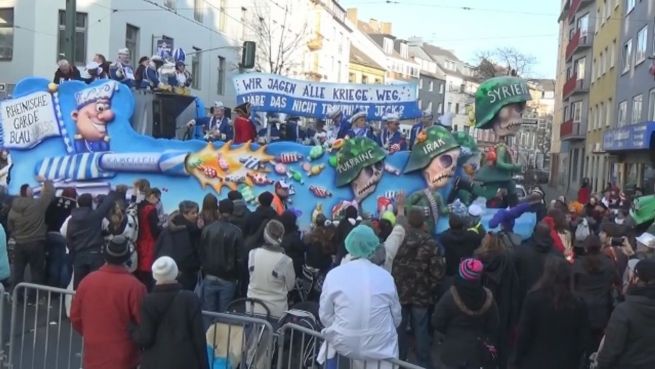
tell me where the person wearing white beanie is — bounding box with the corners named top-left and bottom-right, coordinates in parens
top-left (132, 256), bottom-right (209, 369)
top-left (151, 256), bottom-right (179, 285)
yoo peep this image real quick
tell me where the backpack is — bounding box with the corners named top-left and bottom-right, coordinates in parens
top-left (575, 218), bottom-right (591, 242)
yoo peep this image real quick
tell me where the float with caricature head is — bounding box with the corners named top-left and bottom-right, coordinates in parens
top-left (2, 73), bottom-right (538, 237)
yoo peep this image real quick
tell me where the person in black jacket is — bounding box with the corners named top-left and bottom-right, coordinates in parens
top-left (597, 259), bottom-right (655, 369)
top-left (244, 192), bottom-right (277, 236)
top-left (156, 201), bottom-right (201, 291)
top-left (132, 256), bottom-right (209, 369)
top-left (432, 258), bottom-right (499, 369)
top-left (200, 199), bottom-right (243, 319)
top-left (67, 186), bottom-right (126, 288)
top-left (228, 190), bottom-right (250, 233)
top-left (44, 187), bottom-right (77, 288)
top-left (278, 210), bottom-right (306, 276)
top-left (439, 214), bottom-right (481, 277)
top-left (512, 255), bottom-right (591, 369)
top-left (334, 206), bottom-right (359, 263)
top-left (53, 59), bottom-right (81, 84)
top-left (573, 234), bottom-right (620, 348)
top-left (514, 222), bottom-right (564, 310)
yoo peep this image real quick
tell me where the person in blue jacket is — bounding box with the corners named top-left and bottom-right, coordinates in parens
top-left (283, 116), bottom-right (305, 143)
top-left (344, 110), bottom-right (380, 144)
top-left (143, 55), bottom-right (164, 90)
top-left (409, 109), bottom-right (434, 149)
top-left (187, 101), bottom-right (232, 141)
top-left (380, 113), bottom-right (407, 153)
top-left (326, 107), bottom-right (351, 140)
top-left (259, 113), bottom-right (284, 144)
top-left (108, 48), bottom-right (136, 87)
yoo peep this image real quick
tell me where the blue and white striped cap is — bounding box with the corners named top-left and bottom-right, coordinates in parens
top-left (172, 48), bottom-right (186, 63)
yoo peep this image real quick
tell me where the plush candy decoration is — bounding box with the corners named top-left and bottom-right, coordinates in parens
top-left (277, 152), bottom-right (303, 163)
top-left (309, 185), bottom-right (332, 198)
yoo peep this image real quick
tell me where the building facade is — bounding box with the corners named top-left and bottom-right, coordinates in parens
top-left (602, 0), bottom-right (655, 194)
top-left (0, 0), bottom-right (247, 105)
top-left (558, 0), bottom-right (595, 195)
top-left (348, 45), bottom-right (385, 84)
top-left (408, 43), bottom-right (446, 118)
top-left (585, 0), bottom-right (621, 193)
top-left (551, 0), bottom-right (568, 190)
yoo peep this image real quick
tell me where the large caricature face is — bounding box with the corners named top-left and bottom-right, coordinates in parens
top-left (423, 148), bottom-right (460, 190)
top-left (351, 160), bottom-right (383, 201)
top-left (71, 98), bottom-right (115, 141)
top-left (491, 102), bottom-right (525, 138)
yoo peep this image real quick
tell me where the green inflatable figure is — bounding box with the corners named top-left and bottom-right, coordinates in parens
top-left (403, 126), bottom-right (461, 232)
top-left (456, 76), bottom-right (532, 206)
top-left (449, 131), bottom-right (482, 205)
top-left (335, 137), bottom-right (387, 203)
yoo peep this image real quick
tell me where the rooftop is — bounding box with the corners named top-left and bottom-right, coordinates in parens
top-left (349, 45), bottom-right (386, 70)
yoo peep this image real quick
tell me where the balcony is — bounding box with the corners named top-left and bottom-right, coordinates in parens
top-left (562, 75), bottom-right (588, 99)
top-left (560, 120), bottom-right (586, 141)
top-left (565, 29), bottom-right (592, 61)
top-left (307, 35), bottom-right (323, 51)
top-left (568, 0), bottom-right (593, 22)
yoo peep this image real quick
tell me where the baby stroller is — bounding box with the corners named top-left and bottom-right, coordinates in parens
top-left (276, 301), bottom-right (323, 369)
top-left (205, 298), bottom-right (276, 369)
top-left (294, 265), bottom-right (325, 303)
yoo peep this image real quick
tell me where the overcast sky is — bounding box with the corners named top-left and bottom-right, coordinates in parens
top-left (339, 0), bottom-right (560, 79)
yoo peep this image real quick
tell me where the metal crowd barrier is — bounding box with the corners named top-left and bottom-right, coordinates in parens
top-left (0, 284), bottom-right (423, 369)
top-left (276, 323), bottom-right (425, 369)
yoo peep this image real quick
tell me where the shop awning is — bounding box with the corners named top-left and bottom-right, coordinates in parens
top-left (603, 121), bottom-right (655, 152)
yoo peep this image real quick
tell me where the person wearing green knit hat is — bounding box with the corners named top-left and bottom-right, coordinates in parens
top-left (403, 125), bottom-right (461, 233)
top-left (472, 76), bottom-right (531, 206)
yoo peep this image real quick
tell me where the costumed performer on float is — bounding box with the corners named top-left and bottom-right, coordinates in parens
top-left (380, 112), bottom-right (407, 154)
top-left (409, 109), bottom-right (434, 149)
top-left (143, 55), bottom-right (165, 90)
top-left (283, 116), bottom-right (305, 143)
top-left (109, 48), bottom-right (136, 87)
top-left (259, 113), bottom-right (283, 144)
top-left (451, 76), bottom-right (531, 206)
top-left (325, 106), bottom-right (351, 140)
top-left (403, 125), bottom-right (461, 233)
top-left (344, 109), bottom-right (380, 145)
top-left (233, 102), bottom-right (257, 144)
top-left (187, 101), bottom-right (233, 142)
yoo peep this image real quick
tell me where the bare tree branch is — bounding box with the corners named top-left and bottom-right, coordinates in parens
top-left (473, 47), bottom-right (537, 78)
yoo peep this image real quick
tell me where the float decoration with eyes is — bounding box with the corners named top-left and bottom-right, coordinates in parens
top-left (334, 137), bottom-right (387, 203)
top-left (403, 125), bottom-right (461, 232)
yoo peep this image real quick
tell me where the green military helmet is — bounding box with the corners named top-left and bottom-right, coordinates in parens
top-left (475, 76), bottom-right (531, 130)
top-left (631, 194), bottom-right (655, 225)
top-left (404, 125), bottom-right (460, 173)
top-left (335, 137), bottom-right (386, 187)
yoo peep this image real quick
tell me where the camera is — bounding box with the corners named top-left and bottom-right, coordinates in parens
top-left (611, 237), bottom-right (624, 246)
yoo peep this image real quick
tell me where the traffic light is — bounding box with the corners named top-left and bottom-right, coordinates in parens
top-left (241, 41), bottom-right (256, 69)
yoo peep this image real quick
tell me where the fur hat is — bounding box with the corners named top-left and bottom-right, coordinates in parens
top-left (104, 235), bottom-right (131, 265)
top-left (264, 219), bottom-right (285, 247)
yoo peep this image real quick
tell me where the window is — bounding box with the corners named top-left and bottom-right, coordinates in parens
top-left (632, 94), bottom-right (643, 123)
top-left (623, 39), bottom-right (632, 73)
top-left (217, 55), bottom-right (226, 95)
top-left (603, 47), bottom-right (609, 73)
top-left (348, 72), bottom-right (355, 83)
top-left (194, 0), bottom-right (203, 22)
top-left (625, 0), bottom-right (635, 14)
top-left (455, 103), bottom-right (460, 115)
top-left (649, 89), bottom-right (655, 120)
top-left (578, 14), bottom-right (589, 35)
top-left (592, 58), bottom-right (597, 80)
top-left (374, 78), bottom-right (382, 84)
top-left (218, 0), bottom-right (227, 32)
top-left (0, 8), bottom-right (13, 61)
top-left (636, 26), bottom-right (647, 64)
top-left (447, 102), bottom-right (452, 113)
top-left (191, 47), bottom-right (200, 89)
top-left (598, 3), bottom-right (604, 27)
top-left (361, 75), bottom-right (368, 84)
top-left (589, 106), bottom-right (595, 131)
top-left (125, 24), bottom-right (139, 63)
top-left (429, 80), bottom-right (434, 92)
top-left (576, 57), bottom-right (586, 80)
top-left (439, 82), bottom-right (444, 94)
top-left (599, 52), bottom-right (605, 75)
top-left (164, 0), bottom-right (176, 9)
top-left (438, 103), bottom-right (443, 114)
top-left (418, 99), bottom-right (422, 109)
top-left (599, 102), bottom-right (605, 129)
top-left (563, 106), bottom-right (569, 121)
top-left (610, 39), bottom-right (616, 68)
top-left (383, 38), bottom-right (393, 54)
top-left (419, 78), bottom-right (423, 89)
top-left (618, 101), bottom-right (627, 126)
top-left (573, 101), bottom-right (582, 123)
top-left (57, 10), bottom-right (88, 65)
top-left (427, 101), bottom-right (433, 111)
top-left (606, 99), bottom-right (612, 127)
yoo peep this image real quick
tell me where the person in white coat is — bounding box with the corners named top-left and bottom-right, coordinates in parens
top-left (247, 219), bottom-right (295, 319)
top-left (319, 224), bottom-right (402, 369)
